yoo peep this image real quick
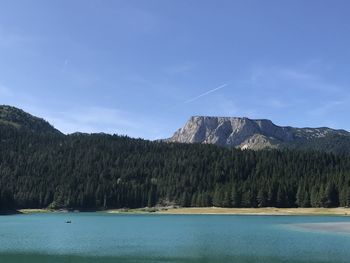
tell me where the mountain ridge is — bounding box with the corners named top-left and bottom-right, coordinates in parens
top-left (167, 116), bottom-right (350, 152)
top-left (1, 105), bottom-right (350, 154)
top-left (0, 105), bottom-right (61, 135)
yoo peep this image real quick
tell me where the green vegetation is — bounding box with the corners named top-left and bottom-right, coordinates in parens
top-left (0, 105), bottom-right (61, 134)
top-left (1, 120), bottom-right (350, 211)
top-left (282, 134), bottom-right (350, 155)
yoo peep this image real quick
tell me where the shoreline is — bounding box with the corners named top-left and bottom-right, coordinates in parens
top-left (107, 207), bottom-right (350, 216)
top-left (7, 207), bottom-right (350, 216)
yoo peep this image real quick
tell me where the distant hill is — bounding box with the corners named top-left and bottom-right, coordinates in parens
top-left (167, 116), bottom-right (350, 154)
top-left (0, 105), bottom-right (61, 135)
top-left (1, 106), bottom-right (349, 154)
top-left (0, 105), bottom-right (350, 211)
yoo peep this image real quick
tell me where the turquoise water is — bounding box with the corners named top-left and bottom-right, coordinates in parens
top-left (0, 213), bottom-right (349, 263)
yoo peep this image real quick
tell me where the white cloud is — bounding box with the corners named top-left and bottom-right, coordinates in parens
top-left (40, 106), bottom-right (167, 140)
top-left (250, 66), bottom-right (343, 93)
top-left (246, 64), bottom-right (349, 117)
top-left (241, 62), bottom-right (350, 130)
top-left (308, 100), bottom-right (346, 117)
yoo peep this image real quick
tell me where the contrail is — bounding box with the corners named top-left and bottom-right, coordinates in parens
top-left (184, 83), bottom-right (228, 103)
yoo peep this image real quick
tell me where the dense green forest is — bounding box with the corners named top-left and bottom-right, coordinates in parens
top-left (1, 122), bottom-right (350, 211)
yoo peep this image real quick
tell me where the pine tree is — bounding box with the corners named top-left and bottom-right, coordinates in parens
top-left (257, 189), bottom-right (268, 207)
top-left (296, 183), bottom-right (305, 207)
top-left (231, 185), bottom-right (241, 208)
top-left (324, 182), bottom-right (339, 207)
top-left (276, 186), bottom-right (286, 208)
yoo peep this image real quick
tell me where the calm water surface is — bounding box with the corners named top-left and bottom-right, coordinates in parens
top-left (0, 213), bottom-right (349, 263)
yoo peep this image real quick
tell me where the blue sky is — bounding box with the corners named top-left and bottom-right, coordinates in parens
top-left (1, 0), bottom-right (350, 139)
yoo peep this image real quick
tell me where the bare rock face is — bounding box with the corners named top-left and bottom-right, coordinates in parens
top-left (167, 116), bottom-right (349, 150)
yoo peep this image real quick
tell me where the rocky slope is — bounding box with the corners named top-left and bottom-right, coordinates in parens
top-left (167, 116), bottom-right (350, 151)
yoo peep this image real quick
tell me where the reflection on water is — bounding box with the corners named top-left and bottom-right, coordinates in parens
top-left (0, 213), bottom-right (349, 263)
top-left (292, 222), bottom-right (350, 234)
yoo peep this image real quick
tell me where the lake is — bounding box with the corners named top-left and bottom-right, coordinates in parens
top-left (0, 213), bottom-right (349, 263)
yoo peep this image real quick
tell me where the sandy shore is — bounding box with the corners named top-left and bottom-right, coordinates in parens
top-left (18, 209), bottom-right (67, 214)
top-left (107, 207), bottom-right (350, 216)
top-left (9, 207), bottom-right (350, 216)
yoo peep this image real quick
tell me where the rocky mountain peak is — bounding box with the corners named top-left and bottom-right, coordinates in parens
top-left (167, 116), bottom-right (349, 150)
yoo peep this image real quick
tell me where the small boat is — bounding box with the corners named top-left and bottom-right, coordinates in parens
top-left (65, 220), bottom-right (72, 224)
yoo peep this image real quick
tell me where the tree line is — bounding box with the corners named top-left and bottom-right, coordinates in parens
top-left (0, 125), bottom-right (350, 211)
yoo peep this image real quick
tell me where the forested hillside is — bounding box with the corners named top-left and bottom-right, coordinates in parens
top-left (1, 122), bottom-right (350, 211)
top-left (0, 105), bottom-right (61, 135)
